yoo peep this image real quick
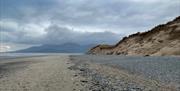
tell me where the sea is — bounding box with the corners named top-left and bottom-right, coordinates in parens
top-left (0, 53), bottom-right (82, 60)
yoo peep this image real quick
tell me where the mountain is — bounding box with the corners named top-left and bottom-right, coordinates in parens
top-left (15, 43), bottom-right (95, 53)
top-left (88, 16), bottom-right (180, 56)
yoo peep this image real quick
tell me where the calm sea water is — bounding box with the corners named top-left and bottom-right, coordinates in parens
top-left (0, 53), bottom-right (82, 60)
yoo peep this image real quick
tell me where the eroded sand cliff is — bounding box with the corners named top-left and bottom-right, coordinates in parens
top-left (88, 16), bottom-right (180, 56)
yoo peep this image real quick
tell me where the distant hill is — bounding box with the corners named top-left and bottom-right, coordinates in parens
top-left (15, 43), bottom-right (95, 53)
top-left (88, 16), bottom-right (180, 56)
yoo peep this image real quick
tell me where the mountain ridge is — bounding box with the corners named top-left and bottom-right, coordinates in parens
top-left (15, 43), bottom-right (95, 53)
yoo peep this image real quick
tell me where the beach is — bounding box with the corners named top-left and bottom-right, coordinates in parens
top-left (0, 55), bottom-right (85, 91)
top-left (0, 54), bottom-right (179, 91)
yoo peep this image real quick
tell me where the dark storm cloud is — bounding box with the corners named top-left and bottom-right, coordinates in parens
top-left (0, 24), bottom-right (122, 45)
top-left (43, 25), bottom-right (121, 45)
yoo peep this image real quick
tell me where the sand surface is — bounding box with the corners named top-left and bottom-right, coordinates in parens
top-left (0, 55), bottom-right (83, 91)
top-left (0, 55), bottom-right (179, 91)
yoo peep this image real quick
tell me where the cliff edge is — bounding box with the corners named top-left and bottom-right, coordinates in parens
top-left (88, 16), bottom-right (180, 56)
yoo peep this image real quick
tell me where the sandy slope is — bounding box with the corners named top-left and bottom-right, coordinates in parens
top-left (0, 55), bottom-right (83, 91)
top-left (88, 16), bottom-right (180, 56)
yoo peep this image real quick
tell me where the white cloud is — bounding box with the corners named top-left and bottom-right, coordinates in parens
top-left (0, 45), bottom-right (11, 52)
top-left (0, 20), bottom-right (19, 32)
top-left (22, 23), bottom-right (48, 37)
top-left (0, 20), bottom-right (50, 46)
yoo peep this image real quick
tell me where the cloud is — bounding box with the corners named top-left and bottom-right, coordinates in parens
top-left (0, 20), bottom-right (48, 44)
top-left (43, 25), bottom-right (122, 45)
top-left (127, 0), bottom-right (172, 3)
top-left (0, 0), bottom-right (179, 50)
top-left (0, 21), bottom-right (122, 45)
top-left (0, 45), bottom-right (11, 52)
top-left (1, 0), bottom-right (179, 33)
top-left (0, 20), bottom-right (19, 32)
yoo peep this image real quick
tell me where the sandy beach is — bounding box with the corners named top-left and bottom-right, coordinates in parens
top-left (0, 55), bottom-right (85, 91)
top-left (0, 54), bottom-right (179, 91)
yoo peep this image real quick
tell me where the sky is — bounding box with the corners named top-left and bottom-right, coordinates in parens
top-left (0, 0), bottom-right (180, 52)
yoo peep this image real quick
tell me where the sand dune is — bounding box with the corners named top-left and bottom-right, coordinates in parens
top-left (88, 16), bottom-right (180, 56)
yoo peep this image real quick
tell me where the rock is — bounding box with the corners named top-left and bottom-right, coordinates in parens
top-left (81, 80), bottom-right (88, 83)
top-left (144, 55), bottom-right (149, 57)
